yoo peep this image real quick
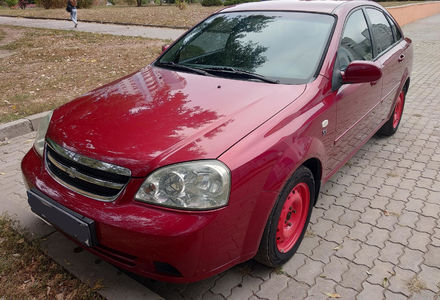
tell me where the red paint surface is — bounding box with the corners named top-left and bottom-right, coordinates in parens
top-left (21, 0), bottom-right (413, 282)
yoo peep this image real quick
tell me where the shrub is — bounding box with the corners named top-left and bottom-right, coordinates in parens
top-left (175, 0), bottom-right (186, 9)
top-left (201, 0), bottom-right (220, 6)
top-left (77, 0), bottom-right (93, 7)
top-left (35, 0), bottom-right (65, 8)
top-left (35, 0), bottom-right (66, 8)
top-left (5, 0), bottom-right (18, 7)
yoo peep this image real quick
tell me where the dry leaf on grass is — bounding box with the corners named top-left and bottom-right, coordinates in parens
top-left (0, 26), bottom-right (162, 123)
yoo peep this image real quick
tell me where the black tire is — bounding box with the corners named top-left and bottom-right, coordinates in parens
top-left (255, 166), bottom-right (315, 267)
top-left (378, 89), bottom-right (406, 136)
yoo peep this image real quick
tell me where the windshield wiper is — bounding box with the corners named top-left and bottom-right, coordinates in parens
top-left (157, 62), bottom-right (212, 76)
top-left (202, 66), bottom-right (279, 84)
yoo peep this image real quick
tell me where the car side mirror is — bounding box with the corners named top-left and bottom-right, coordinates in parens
top-left (341, 61), bottom-right (382, 84)
top-left (162, 44), bottom-right (170, 53)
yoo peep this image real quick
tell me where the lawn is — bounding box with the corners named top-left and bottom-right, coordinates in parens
top-left (0, 4), bottom-right (221, 28)
top-left (0, 25), bottom-right (163, 123)
top-left (0, 215), bottom-right (104, 299)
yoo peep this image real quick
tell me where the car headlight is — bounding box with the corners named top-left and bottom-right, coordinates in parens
top-left (33, 111), bottom-right (53, 157)
top-left (135, 160), bottom-right (231, 210)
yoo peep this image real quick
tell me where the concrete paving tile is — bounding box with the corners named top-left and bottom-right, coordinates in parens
top-left (384, 290), bottom-right (408, 300)
top-left (255, 272), bottom-right (289, 300)
top-left (281, 253), bottom-right (306, 278)
top-left (335, 285), bottom-right (358, 299)
top-left (211, 268), bottom-right (243, 298)
top-left (335, 238), bottom-right (361, 260)
top-left (388, 267), bottom-right (416, 297)
top-left (340, 262), bottom-right (369, 291)
top-left (423, 245), bottom-right (440, 269)
top-left (278, 279), bottom-right (308, 300)
top-left (310, 240), bottom-right (338, 264)
top-left (398, 247), bottom-right (424, 273)
top-left (229, 275), bottom-right (262, 300)
top-left (367, 259), bottom-right (395, 286)
top-left (379, 241), bottom-right (404, 265)
top-left (304, 277), bottom-right (336, 300)
top-left (321, 256), bottom-right (349, 283)
top-left (366, 227), bottom-right (390, 249)
top-left (407, 231), bottom-right (430, 252)
top-left (357, 282), bottom-right (385, 300)
top-left (295, 259), bottom-right (324, 286)
top-left (354, 244), bottom-right (380, 268)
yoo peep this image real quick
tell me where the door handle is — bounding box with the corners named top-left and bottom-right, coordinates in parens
top-left (398, 54), bottom-right (405, 62)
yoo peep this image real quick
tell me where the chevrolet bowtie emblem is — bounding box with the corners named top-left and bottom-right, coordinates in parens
top-left (66, 167), bottom-right (78, 179)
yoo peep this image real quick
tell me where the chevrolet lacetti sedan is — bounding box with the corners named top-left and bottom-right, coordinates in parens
top-left (21, 0), bottom-right (412, 282)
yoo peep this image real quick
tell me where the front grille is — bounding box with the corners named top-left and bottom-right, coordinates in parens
top-left (45, 138), bottom-right (131, 201)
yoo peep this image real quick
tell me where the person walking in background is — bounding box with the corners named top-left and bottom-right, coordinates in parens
top-left (66, 0), bottom-right (78, 28)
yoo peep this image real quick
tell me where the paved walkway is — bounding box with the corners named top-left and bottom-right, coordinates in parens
top-left (1, 14), bottom-right (440, 300)
top-left (0, 16), bottom-right (186, 40)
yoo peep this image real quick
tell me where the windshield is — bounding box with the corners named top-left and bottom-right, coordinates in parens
top-left (156, 11), bottom-right (335, 84)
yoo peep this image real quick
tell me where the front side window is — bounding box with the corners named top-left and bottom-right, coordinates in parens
top-left (337, 9), bottom-right (373, 71)
top-left (366, 8), bottom-right (394, 55)
top-left (157, 12), bottom-right (335, 84)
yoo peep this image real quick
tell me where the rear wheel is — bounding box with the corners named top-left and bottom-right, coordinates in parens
top-left (255, 166), bottom-right (314, 267)
top-left (378, 90), bottom-right (405, 136)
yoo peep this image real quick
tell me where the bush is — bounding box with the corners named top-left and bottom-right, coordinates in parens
top-left (77, 0), bottom-right (93, 7)
top-left (175, 0), bottom-right (186, 9)
top-left (223, 0), bottom-right (256, 5)
top-left (35, 0), bottom-right (64, 8)
top-left (5, 0), bottom-right (18, 7)
top-left (201, 0), bottom-right (220, 6)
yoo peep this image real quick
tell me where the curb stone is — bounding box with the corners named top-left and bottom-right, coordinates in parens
top-left (0, 111), bottom-right (49, 141)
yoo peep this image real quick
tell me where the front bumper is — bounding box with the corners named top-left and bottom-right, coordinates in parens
top-left (21, 147), bottom-right (269, 282)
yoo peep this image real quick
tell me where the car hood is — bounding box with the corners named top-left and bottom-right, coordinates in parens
top-left (47, 65), bottom-right (306, 177)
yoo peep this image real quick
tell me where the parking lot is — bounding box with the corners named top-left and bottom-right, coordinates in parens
top-left (1, 13), bottom-right (439, 300)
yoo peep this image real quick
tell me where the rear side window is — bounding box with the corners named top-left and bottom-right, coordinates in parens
top-left (366, 8), bottom-right (394, 55)
top-left (386, 14), bottom-right (402, 42)
top-left (338, 9), bottom-right (373, 70)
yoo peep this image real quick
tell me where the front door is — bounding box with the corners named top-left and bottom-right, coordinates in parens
top-left (331, 8), bottom-right (382, 168)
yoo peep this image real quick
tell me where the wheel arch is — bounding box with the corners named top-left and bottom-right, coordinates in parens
top-left (301, 157), bottom-right (323, 206)
top-left (403, 77), bottom-right (410, 94)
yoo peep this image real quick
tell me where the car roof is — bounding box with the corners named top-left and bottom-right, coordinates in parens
top-left (221, 0), bottom-right (378, 15)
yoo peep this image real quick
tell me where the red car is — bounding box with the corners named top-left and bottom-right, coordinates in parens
top-left (22, 0), bottom-right (412, 283)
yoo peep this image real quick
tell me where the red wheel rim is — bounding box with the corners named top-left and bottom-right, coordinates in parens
top-left (276, 182), bottom-right (310, 253)
top-left (393, 91), bottom-right (404, 129)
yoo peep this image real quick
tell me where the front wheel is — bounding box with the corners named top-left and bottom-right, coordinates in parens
top-left (378, 90), bottom-right (405, 136)
top-left (255, 166), bottom-right (314, 267)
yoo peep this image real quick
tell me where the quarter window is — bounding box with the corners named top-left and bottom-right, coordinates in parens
top-left (338, 9), bottom-right (373, 70)
top-left (366, 8), bottom-right (394, 55)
